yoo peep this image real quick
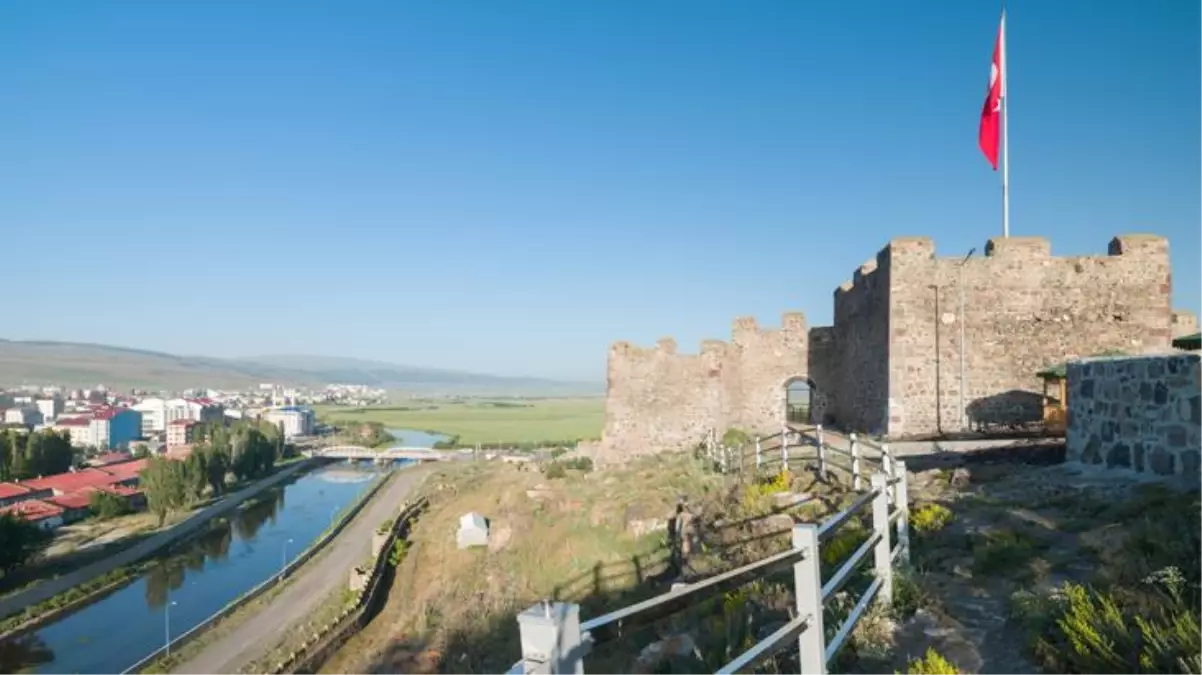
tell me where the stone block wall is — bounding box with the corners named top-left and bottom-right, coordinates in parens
top-left (1066, 353), bottom-right (1200, 485)
top-left (599, 313), bottom-right (821, 460)
top-left (831, 248), bottom-right (891, 434)
top-left (885, 234), bottom-right (1175, 438)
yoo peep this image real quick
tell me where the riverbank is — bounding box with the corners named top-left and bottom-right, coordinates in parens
top-left (0, 457), bottom-right (321, 624)
top-left (168, 463), bottom-right (435, 674)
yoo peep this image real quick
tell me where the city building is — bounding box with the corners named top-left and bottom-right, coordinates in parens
top-left (167, 419), bottom-right (197, 447)
top-left (54, 417), bottom-right (95, 447)
top-left (132, 397), bottom-right (168, 434)
top-left (90, 408), bottom-right (143, 450)
top-left (263, 406), bottom-right (315, 439)
top-left (0, 499), bottom-right (64, 531)
top-left (35, 397), bottom-right (63, 423)
top-left (4, 407), bottom-right (44, 427)
top-left (165, 397), bottom-right (223, 426)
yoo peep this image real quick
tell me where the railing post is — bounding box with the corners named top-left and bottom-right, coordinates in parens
top-left (792, 524), bottom-right (827, 675)
top-left (870, 474), bottom-right (893, 608)
top-left (719, 445), bottom-right (728, 474)
top-left (880, 444), bottom-right (893, 505)
top-left (517, 601), bottom-right (584, 674)
top-left (894, 459), bottom-right (911, 564)
top-left (850, 434), bottom-right (862, 491)
top-left (781, 424), bottom-right (789, 469)
top-left (755, 436), bottom-right (762, 472)
top-left (815, 424), bottom-right (827, 479)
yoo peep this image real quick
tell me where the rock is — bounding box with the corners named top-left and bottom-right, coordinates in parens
top-left (627, 518), bottom-right (666, 538)
top-left (771, 492), bottom-right (812, 508)
top-left (456, 512), bottom-right (489, 549)
top-left (632, 634), bottom-right (700, 674)
top-left (762, 513), bottom-right (795, 533)
top-left (949, 467), bottom-right (972, 489)
top-left (525, 489), bottom-right (553, 501)
top-left (488, 525), bottom-right (512, 552)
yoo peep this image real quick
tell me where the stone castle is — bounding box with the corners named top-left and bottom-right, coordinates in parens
top-left (599, 233), bottom-right (1198, 458)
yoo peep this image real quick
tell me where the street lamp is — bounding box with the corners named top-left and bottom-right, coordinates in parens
top-left (281, 538), bottom-right (294, 572)
top-left (958, 248), bottom-right (976, 431)
top-left (164, 599), bottom-right (178, 657)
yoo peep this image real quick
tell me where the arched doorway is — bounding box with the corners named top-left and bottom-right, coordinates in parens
top-left (785, 378), bottom-right (817, 424)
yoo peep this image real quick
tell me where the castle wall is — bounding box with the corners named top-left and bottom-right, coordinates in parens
top-left (885, 234), bottom-right (1175, 437)
top-left (831, 249), bottom-right (892, 434)
top-left (599, 314), bottom-right (811, 459)
top-left (1066, 353), bottom-right (1200, 486)
top-left (1173, 310), bottom-right (1198, 339)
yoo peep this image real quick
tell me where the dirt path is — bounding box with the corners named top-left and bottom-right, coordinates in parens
top-left (173, 464), bottom-right (434, 675)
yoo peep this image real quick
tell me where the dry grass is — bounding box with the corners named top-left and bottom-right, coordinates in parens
top-left (322, 453), bottom-right (863, 674)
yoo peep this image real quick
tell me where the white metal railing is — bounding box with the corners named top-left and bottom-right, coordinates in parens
top-left (507, 465), bottom-right (910, 675)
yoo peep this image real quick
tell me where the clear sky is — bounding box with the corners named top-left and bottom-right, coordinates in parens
top-left (2, 0), bottom-right (1198, 382)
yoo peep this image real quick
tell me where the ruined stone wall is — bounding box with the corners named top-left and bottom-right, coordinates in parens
top-left (885, 234), bottom-right (1175, 438)
top-left (831, 249), bottom-right (892, 434)
top-left (599, 314), bottom-right (813, 459)
top-left (1066, 353), bottom-right (1200, 486)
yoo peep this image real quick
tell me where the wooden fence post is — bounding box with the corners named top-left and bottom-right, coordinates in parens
top-left (755, 436), bottom-right (762, 472)
top-left (894, 459), bottom-right (910, 564)
top-left (780, 424), bottom-right (789, 469)
top-left (870, 474), bottom-right (893, 608)
top-left (815, 424), bottom-right (827, 479)
top-left (793, 524), bottom-right (827, 674)
top-left (850, 433), bottom-right (862, 491)
top-left (517, 601), bottom-right (584, 674)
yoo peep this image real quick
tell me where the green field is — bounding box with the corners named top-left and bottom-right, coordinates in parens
top-left (313, 397), bottom-right (605, 445)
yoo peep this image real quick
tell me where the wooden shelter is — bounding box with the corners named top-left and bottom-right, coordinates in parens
top-left (1035, 362), bottom-right (1068, 435)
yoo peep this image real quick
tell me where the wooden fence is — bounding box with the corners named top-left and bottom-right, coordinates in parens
top-left (509, 427), bottom-right (909, 674)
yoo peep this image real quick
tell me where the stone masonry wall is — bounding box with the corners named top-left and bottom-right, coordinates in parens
top-left (1066, 353), bottom-right (1200, 486)
top-left (1173, 310), bottom-right (1198, 339)
top-left (599, 313), bottom-right (818, 460)
top-left (831, 248), bottom-right (891, 434)
top-left (885, 234), bottom-right (1175, 438)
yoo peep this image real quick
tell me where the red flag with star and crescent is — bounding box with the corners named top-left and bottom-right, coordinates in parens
top-left (979, 13), bottom-right (1005, 170)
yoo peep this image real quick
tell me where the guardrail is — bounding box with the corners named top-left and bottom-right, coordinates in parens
top-left (701, 425), bottom-right (896, 494)
top-left (269, 495), bottom-right (429, 674)
top-left (120, 470), bottom-right (396, 674)
top-left (507, 460), bottom-right (911, 674)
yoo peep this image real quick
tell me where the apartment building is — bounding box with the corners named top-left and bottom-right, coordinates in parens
top-left (263, 406), bottom-right (315, 439)
top-left (167, 419), bottom-right (197, 447)
top-left (4, 407), bottom-right (44, 427)
top-left (35, 397), bottom-right (63, 423)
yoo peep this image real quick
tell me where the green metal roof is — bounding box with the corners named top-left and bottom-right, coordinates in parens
top-left (1036, 363), bottom-right (1066, 379)
top-left (1173, 332), bottom-right (1202, 350)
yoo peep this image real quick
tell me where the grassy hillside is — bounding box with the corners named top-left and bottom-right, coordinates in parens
top-left (313, 397), bottom-right (605, 445)
top-left (0, 340), bottom-right (601, 395)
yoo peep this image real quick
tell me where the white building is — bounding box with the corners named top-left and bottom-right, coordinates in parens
top-left (133, 398), bottom-right (168, 434)
top-left (5, 407), bottom-right (44, 427)
top-left (35, 398), bottom-right (63, 423)
top-left (165, 398), bottom-right (223, 426)
top-left (263, 406), bottom-right (315, 439)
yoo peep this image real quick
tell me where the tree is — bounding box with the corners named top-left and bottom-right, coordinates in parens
top-left (89, 490), bottom-right (133, 519)
top-left (140, 457), bottom-right (188, 526)
top-left (0, 512), bottom-right (50, 576)
top-left (132, 444), bottom-right (150, 459)
top-left (183, 451), bottom-right (209, 505)
top-left (204, 445), bottom-right (229, 496)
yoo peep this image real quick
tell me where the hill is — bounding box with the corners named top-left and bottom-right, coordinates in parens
top-left (0, 340), bottom-right (600, 395)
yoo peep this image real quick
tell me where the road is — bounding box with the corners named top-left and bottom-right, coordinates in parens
top-left (174, 464), bottom-right (434, 675)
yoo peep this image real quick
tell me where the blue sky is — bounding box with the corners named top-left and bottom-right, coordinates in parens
top-left (1, 1), bottom-right (1197, 382)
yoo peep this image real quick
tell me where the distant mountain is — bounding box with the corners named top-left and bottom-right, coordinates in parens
top-left (0, 340), bottom-right (600, 395)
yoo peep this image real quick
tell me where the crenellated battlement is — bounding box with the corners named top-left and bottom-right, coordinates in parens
top-left (600, 230), bottom-right (1183, 458)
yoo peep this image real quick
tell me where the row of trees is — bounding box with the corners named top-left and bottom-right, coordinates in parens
top-left (141, 421), bottom-right (282, 525)
top-left (0, 429), bottom-right (76, 482)
top-left (0, 512), bottom-right (50, 578)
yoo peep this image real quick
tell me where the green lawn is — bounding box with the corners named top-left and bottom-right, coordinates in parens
top-left (313, 397), bottom-right (605, 446)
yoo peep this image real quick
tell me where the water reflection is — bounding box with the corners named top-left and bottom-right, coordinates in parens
top-left (7, 464), bottom-right (384, 674)
top-left (0, 634), bottom-right (54, 673)
top-left (145, 490), bottom-right (284, 609)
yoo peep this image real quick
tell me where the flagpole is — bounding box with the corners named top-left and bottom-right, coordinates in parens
top-left (1000, 8), bottom-right (1010, 238)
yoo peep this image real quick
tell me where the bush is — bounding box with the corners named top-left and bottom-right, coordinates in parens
top-left (722, 428), bottom-right (752, 448)
top-left (388, 538), bottom-right (409, 567)
top-left (909, 503), bottom-right (953, 535)
top-left (892, 571), bottom-right (927, 620)
top-left (904, 648), bottom-right (961, 674)
top-left (550, 448), bottom-right (567, 460)
top-left (89, 490), bottom-right (133, 520)
top-left (971, 528), bottom-right (1043, 575)
top-left (543, 463), bottom-right (567, 480)
top-left (1033, 580), bottom-right (1201, 674)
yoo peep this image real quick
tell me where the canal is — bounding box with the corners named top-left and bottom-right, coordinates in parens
top-left (3, 462), bottom-right (390, 674)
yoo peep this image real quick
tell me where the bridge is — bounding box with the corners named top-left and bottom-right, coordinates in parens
top-left (308, 445), bottom-right (453, 462)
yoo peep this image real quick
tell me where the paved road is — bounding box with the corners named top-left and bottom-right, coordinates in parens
top-left (174, 464), bottom-right (434, 675)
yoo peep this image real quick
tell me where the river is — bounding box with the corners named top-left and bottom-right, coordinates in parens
top-left (2, 462), bottom-right (388, 674)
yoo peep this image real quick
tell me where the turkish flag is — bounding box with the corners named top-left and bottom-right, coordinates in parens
top-left (979, 13), bottom-right (1005, 170)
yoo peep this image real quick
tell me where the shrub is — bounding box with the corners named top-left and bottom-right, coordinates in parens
top-left (909, 503), bottom-right (953, 535)
top-left (903, 648), bottom-right (961, 674)
top-left (892, 571), bottom-right (927, 620)
top-left (550, 448), bottom-right (567, 460)
top-left (89, 490), bottom-right (134, 519)
top-left (388, 538), bottom-right (409, 567)
top-left (543, 463), bottom-right (567, 480)
top-left (563, 457), bottom-right (594, 473)
top-left (722, 428), bottom-right (752, 448)
top-left (971, 528), bottom-right (1043, 576)
top-left (1033, 580), bottom-right (1202, 674)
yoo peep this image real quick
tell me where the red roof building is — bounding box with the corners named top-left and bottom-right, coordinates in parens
top-left (89, 451), bottom-right (133, 466)
top-left (0, 499), bottom-right (65, 525)
top-left (21, 468), bottom-right (122, 495)
top-left (0, 482), bottom-right (30, 501)
top-left (100, 458), bottom-right (148, 483)
top-left (46, 490), bottom-right (95, 511)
